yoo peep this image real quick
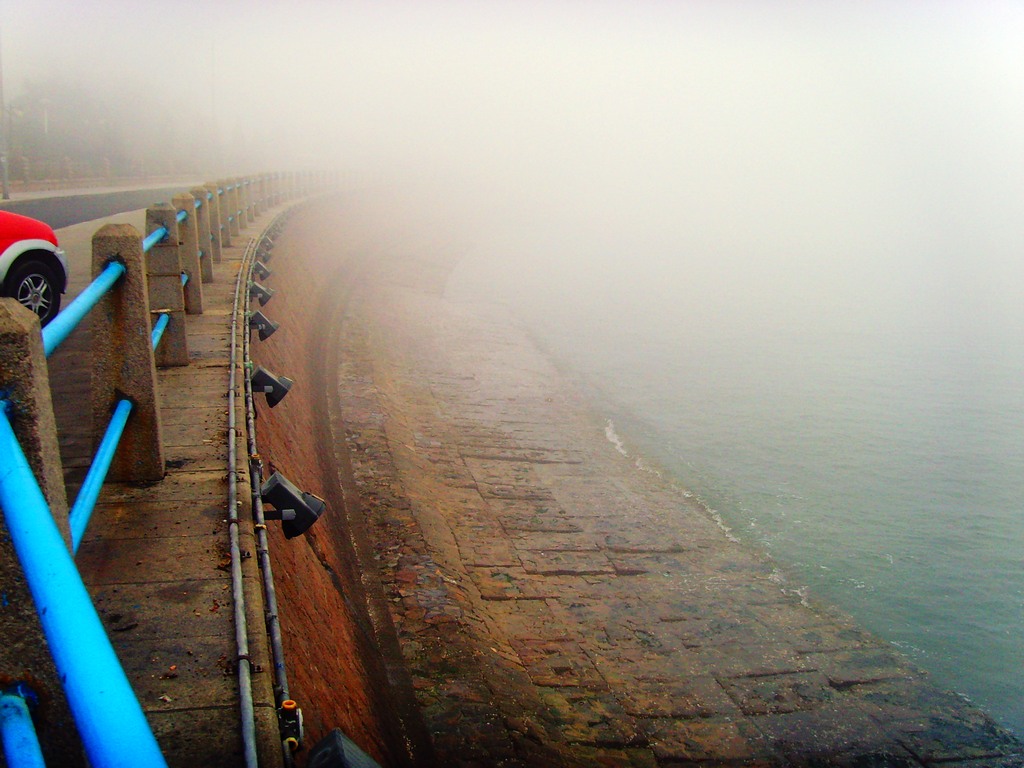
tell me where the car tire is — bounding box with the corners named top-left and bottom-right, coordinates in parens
top-left (4, 258), bottom-right (62, 326)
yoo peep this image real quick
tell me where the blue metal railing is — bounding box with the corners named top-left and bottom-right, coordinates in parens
top-left (2, 174), bottom-right (298, 765)
top-left (69, 399), bottom-right (132, 553)
top-left (70, 308), bottom-right (170, 553)
top-left (142, 226), bottom-right (168, 252)
top-left (43, 261), bottom-right (126, 357)
top-left (0, 403), bottom-right (167, 768)
top-left (0, 215), bottom-right (187, 767)
top-left (0, 686), bottom-right (44, 768)
top-left (151, 311), bottom-right (171, 348)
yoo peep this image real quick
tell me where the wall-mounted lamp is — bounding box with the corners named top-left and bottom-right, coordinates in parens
top-left (249, 281), bottom-right (274, 306)
top-left (250, 366), bottom-right (293, 407)
top-left (248, 310), bottom-right (279, 341)
top-left (256, 237), bottom-right (275, 262)
top-left (260, 471), bottom-right (326, 538)
top-left (253, 260), bottom-right (272, 280)
top-left (307, 728), bottom-right (378, 768)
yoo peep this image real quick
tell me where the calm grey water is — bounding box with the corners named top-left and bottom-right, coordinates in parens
top-left (448, 251), bottom-right (1024, 737)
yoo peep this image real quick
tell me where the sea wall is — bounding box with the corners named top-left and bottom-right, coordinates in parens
top-left (249, 199), bottom-right (431, 767)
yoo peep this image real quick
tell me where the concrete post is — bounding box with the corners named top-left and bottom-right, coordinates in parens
top-left (234, 177), bottom-right (247, 230)
top-left (213, 182), bottom-right (232, 250)
top-left (0, 304), bottom-right (82, 765)
top-left (172, 193), bottom-right (203, 314)
top-left (252, 174), bottom-right (264, 218)
top-left (242, 179), bottom-right (254, 224)
top-left (226, 179), bottom-right (241, 238)
top-left (0, 301), bottom-right (70, 533)
top-left (145, 203), bottom-right (189, 367)
top-left (90, 223), bottom-right (165, 481)
top-left (191, 187), bottom-right (215, 280)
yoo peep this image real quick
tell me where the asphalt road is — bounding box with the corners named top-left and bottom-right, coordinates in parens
top-left (0, 186), bottom-right (196, 229)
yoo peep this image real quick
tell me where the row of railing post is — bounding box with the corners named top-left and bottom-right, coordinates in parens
top-left (0, 169), bottom-right (331, 767)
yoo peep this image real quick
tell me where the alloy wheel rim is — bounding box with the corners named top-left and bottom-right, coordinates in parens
top-left (15, 274), bottom-right (51, 316)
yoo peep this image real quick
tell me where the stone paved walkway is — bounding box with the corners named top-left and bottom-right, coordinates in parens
top-left (46, 207), bottom-right (281, 767)
top-left (327, 226), bottom-right (1024, 766)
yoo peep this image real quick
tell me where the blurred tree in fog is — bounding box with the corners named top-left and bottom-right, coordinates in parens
top-left (6, 77), bottom-right (205, 183)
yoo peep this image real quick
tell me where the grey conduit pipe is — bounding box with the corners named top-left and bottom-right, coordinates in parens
top-left (240, 212), bottom-right (299, 767)
top-left (229, 235), bottom-right (259, 768)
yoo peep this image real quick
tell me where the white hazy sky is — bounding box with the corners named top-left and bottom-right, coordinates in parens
top-left (4, 1), bottom-right (1024, 337)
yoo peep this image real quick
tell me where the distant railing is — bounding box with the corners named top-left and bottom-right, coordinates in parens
top-left (0, 171), bottom-right (328, 767)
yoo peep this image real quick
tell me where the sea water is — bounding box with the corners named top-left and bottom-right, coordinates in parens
top-left (446, 250), bottom-right (1024, 738)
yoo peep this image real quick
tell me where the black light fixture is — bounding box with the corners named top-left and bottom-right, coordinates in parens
top-left (257, 236), bottom-right (275, 262)
top-left (307, 728), bottom-right (378, 768)
top-left (249, 281), bottom-right (274, 306)
top-left (250, 366), bottom-right (293, 407)
top-left (260, 471), bottom-right (326, 538)
top-left (253, 260), bottom-right (272, 280)
top-left (248, 310), bottom-right (279, 341)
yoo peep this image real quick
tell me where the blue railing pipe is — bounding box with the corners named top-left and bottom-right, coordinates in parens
top-left (42, 261), bottom-right (126, 357)
top-left (0, 405), bottom-right (168, 768)
top-left (175, 210), bottom-right (187, 224)
top-left (0, 687), bottom-right (45, 768)
top-left (68, 399), bottom-right (133, 553)
top-left (150, 313), bottom-right (170, 350)
top-left (142, 227), bottom-right (169, 253)
top-left (194, 198), bottom-right (202, 209)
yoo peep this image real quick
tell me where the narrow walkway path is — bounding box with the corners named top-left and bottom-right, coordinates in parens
top-left (47, 208), bottom-right (283, 767)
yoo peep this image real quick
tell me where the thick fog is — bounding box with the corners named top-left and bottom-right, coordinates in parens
top-left (5, 0), bottom-right (1023, 339)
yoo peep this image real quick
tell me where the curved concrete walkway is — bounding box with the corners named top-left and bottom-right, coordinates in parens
top-left (46, 203), bottom-right (282, 767)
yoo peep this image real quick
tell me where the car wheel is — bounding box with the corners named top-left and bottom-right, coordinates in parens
top-left (5, 259), bottom-right (62, 325)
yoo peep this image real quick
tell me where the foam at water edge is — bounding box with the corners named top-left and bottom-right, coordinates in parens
top-left (604, 419), bottom-right (629, 456)
top-left (604, 418), bottom-right (662, 476)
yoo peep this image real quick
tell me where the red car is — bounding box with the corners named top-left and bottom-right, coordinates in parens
top-left (0, 210), bottom-right (68, 325)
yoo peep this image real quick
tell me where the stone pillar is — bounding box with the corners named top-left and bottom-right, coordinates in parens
top-left (204, 183), bottom-right (226, 258)
top-left (233, 177), bottom-right (247, 230)
top-left (191, 187), bottom-right (215, 281)
top-left (145, 203), bottom-right (189, 367)
top-left (227, 179), bottom-right (242, 238)
top-left (252, 174), bottom-right (264, 218)
top-left (90, 223), bottom-right (165, 481)
top-left (0, 300), bottom-right (82, 765)
top-left (0, 301), bottom-right (70, 533)
top-left (243, 179), bottom-right (255, 224)
top-left (215, 182), bottom-right (233, 249)
top-left (172, 193), bottom-right (203, 314)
